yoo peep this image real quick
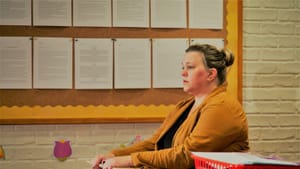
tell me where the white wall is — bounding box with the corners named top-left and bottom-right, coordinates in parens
top-left (243, 0), bottom-right (300, 161)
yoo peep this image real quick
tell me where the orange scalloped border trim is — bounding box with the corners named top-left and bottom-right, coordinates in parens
top-left (0, 105), bottom-right (175, 124)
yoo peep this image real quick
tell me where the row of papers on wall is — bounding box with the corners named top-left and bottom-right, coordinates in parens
top-left (0, 0), bottom-right (223, 29)
top-left (0, 37), bottom-right (224, 89)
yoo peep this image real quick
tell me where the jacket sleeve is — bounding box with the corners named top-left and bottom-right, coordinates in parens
top-left (185, 101), bottom-right (248, 152)
top-left (131, 145), bottom-right (194, 169)
top-left (131, 99), bottom-right (248, 169)
top-left (110, 125), bottom-right (162, 156)
top-left (111, 98), bottom-right (193, 157)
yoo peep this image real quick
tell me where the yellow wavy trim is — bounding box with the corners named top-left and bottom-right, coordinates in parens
top-left (0, 105), bottom-right (175, 124)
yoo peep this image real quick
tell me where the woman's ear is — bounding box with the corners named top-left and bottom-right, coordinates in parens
top-left (207, 68), bottom-right (218, 82)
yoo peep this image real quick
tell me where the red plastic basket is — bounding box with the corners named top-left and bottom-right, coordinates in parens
top-left (192, 155), bottom-right (300, 169)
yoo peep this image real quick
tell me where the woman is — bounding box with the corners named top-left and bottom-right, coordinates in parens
top-left (92, 44), bottom-right (249, 169)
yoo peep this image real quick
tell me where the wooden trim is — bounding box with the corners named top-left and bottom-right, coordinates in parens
top-left (226, 0), bottom-right (242, 103)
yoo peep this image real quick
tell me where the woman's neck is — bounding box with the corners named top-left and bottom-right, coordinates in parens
top-left (194, 83), bottom-right (218, 99)
top-left (194, 95), bottom-right (206, 106)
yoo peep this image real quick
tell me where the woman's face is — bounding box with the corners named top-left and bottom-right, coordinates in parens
top-left (181, 51), bottom-right (211, 95)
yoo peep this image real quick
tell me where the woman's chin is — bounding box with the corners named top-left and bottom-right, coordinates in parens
top-left (183, 87), bottom-right (189, 93)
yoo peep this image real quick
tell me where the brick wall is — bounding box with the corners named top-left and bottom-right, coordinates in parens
top-left (243, 0), bottom-right (300, 161)
top-left (0, 1), bottom-right (299, 168)
top-left (0, 123), bottom-right (160, 169)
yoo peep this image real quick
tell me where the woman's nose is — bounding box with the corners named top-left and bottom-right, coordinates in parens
top-left (181, 69), bottom-right (187, 76)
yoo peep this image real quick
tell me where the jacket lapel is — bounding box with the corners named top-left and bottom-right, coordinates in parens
top-left (156, 98), bottom-right (195, 142)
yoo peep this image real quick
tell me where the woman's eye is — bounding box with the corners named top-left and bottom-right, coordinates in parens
top-left (182, 65), bottom-right (195, 70)
top-left (187, 66), bottom-right (195, 69)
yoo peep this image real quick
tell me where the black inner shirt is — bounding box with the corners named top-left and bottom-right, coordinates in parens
top-left (157, 103), bottom-right (193, 149)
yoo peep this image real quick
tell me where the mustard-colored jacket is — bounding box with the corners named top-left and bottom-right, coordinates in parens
top-left (111, 84), bottom-right (249, 169)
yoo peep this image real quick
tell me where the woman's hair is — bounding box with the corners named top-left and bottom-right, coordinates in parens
top-left (185, 44), bottom-right (234, 85)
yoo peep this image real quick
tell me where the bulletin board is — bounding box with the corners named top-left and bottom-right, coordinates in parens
top-left (0, 0), bottom-right (243, 124)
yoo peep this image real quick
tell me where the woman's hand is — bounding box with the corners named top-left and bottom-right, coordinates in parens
top-left (95, 155), bottom-right (133, 169)
top-left (92, 153), bottom-right (114, 169)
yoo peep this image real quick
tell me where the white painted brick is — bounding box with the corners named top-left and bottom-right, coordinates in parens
top-left (0, 161), bottom-right (34, 169)
top-left (244, 9), bottom-right (278, 21)
top-left (116, 123), bottom-right (135, 129)
top-left (243, 48), bottom-right (261, 60)
top-left (25, 146), bottom-right (53, 160)
top-left (297, 0), bottom-right (300, 8)
top-left (248, 128), bottom-right (262, 140)
top-left (244, 88), bottom-right (300, 100)
top-left (71, 145), bottom-right (96, 159)
top-left (277, 153), bottom-right (300, 162)
top-left (244, 61), bottom-right (300, 74)
top-left (279, 10), bottom-right (300, 22)
top-left (56, 124), bottom-right (93, 131)
top-left (55, 124), bottom-right (80, 131)
top-left (243, 75), bottom-right (298, 87)
top-left (0, 162), bottom-right (11, 169)
top-left (243, 62), bottom-right (277, 74)
top-left (6, 146), bottom-right (52, 160)
top-left (296, 101), bottom-right (300, 112)
top-left (279, 115), bottom-right (300, 126)
top-left (0, 131), bottom-right (35, 145)
top-left (34, 161), bottom-right (55, 169)
top-left (95, 123), bottom-right (120, 130)
top-left (296, 128), bottom-right (300, 139)
top-left (278, 36), bottom-right (299, 48)
top-left (135, 123), bottom-right (160, 138)
top-left (112, 123), bottom-right (136, 143)
top-left (250, 141), bottom-right (300, 153)
top-left (95, 143), bottom-right (116, 154)
top-left (60, 159), bottom-right (91, 169)
top-left (243, 22), bottom-right (262, 34)
top-left (243, 101), bottom-right (297, 113)
top-left (0, 125), bottom-right (15, 132)
top-left (115, 127), bottom-right (137, 143)
top-left (244, 35), bottom-right (278, 47)
top-left (278, 141), bottom-right (300, 153)
top-left (15, 125), bottom-right (37, 131)
top-left (296, 48), bottom-right (300, 60)
top-left (51, 130), bottom-right (76, 144)
top-left (250, 141), bottom-right (277, 153)
top-left (92, 130), bottom-right (116, 143)
top-left (260, 48), bottom-right (297, 61)
top-left (52, 159), bottom-right (78, 169)
top-left (295, 25), bottom-right (300, 35)
top-left (35, 131), bottom-right (53, 145)
top-left (261, 23), bottom-right (295, 35)
top-left (76, 130), bottom-right (114, 144)
top-left (135, 123), bottom-right (160, 131)
top-left (276, 62), bottom-right (300, 73)
top-left (95, 123), bottom-right (119, 130)
top-left (247, 115), bottom-right (280, 127)
top-left (261, 0), bottom-right (295, 9)
top-left (33, 124), bottom-right (56, 131)
top-left (243, 0), bottom-right (262, 8)
top-left (259, 128), bottom-right (298, 140)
